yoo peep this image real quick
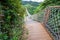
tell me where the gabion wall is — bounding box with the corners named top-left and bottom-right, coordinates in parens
top-left (31, 10), bottom-right (45, 22)
top-left (32, 6), bottom-right (60, 40)
top-left (45, 6), bottom-right (60, 40)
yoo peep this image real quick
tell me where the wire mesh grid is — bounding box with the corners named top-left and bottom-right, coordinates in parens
top-left (44, 6), bottom-right (60, 40)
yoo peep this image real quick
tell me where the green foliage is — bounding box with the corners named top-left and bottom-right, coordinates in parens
top-left (34, 0), bottom-right (60, 13)
top-left (22, 1), bottom-right (40, 15)
top-left (0, 0), bottom-right (25, 40)
top-left (24, 4), bottom-right (35, 15)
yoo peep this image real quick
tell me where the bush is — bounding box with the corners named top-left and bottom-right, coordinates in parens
top-left (0, 0), bottom-right (25, 40)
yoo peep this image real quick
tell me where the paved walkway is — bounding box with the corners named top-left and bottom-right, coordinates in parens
top-left (25, 17), bottom-right (53, 40)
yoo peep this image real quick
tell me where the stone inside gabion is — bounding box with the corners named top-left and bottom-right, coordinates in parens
top-left (47, 7), bottom-right (60, 40)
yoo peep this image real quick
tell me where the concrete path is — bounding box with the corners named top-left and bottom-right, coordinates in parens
top-left (25, 17), bottom-right (52, 40)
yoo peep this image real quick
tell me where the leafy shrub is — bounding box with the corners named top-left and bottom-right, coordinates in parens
top-left (0, 0), bottom-right (25, 40)
top-left (34, 0), bottom-right (60, 13)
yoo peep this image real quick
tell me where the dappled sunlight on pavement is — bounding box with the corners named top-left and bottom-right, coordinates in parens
top-left (25, 17), bottom-right (52, 40)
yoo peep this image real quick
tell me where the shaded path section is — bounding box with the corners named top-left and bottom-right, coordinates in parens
top-left (25, 17), bottom-right (52, 40)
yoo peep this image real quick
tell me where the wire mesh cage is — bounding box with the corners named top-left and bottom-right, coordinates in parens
top-left (44, 6), bottom-right (60, 40)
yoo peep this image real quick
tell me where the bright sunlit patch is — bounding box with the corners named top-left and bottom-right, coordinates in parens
top-left (22, 0), bottom-right (44, 2)
top-left (32, 0), bottom-right (44, 2)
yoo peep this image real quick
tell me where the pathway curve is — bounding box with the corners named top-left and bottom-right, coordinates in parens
top-left (25, 17), bottom-right (53, 40)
